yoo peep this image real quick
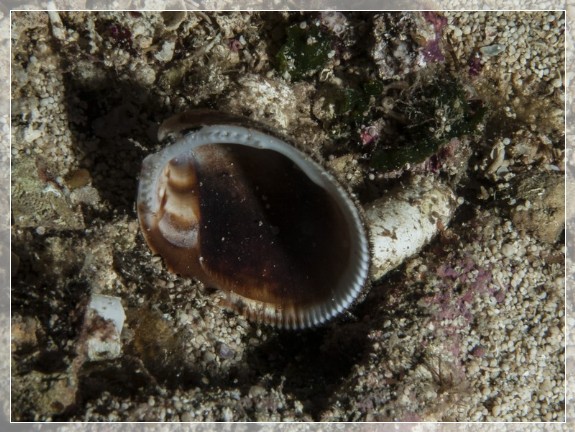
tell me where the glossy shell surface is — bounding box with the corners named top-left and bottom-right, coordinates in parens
top-left (137, 111), bottom-right (370, 329)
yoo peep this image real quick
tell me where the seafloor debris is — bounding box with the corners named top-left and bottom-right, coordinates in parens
top-left (365, 175), bottom-right (458, 281)
top-left (81, 294), bottom-right (126, 361)
top-left (9, 10), bottom-right (565, 422)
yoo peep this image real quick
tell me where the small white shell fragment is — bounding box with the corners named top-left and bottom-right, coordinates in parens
top-left (364, 176), bottom-right (458, 281)
top-left (480, 43), bottom-right (505, 57)
top-left (154, 40), bottom-right (176, 62)
top-left (47, 8), bottom-right (66, 41)
top-left (84, 294), bottom-right (126, 361)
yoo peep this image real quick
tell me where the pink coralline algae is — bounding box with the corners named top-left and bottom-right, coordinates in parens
top-left (421, 38), bottom-right (445, 63)
top-left (227, 37), bottom-right (243, 53)
top-left (108, 24), bottom-right (132, 49)
top-left (468, 53), bottom-right (483, 77)
top-left (423, 11), bottom-right (447, 34)
top-left (470, 345), bottom-right (486, 358)
top-left (431, 256), bottom-right (495, 325)
top-left (360, 125), bottom-right (380, 146)
top-left (420, 12), bottom-right (447, 63)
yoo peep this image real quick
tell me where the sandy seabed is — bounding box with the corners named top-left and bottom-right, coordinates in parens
top-left (7, 7), bottom-right (568, 424)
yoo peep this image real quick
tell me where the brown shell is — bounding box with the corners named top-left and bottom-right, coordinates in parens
top-left (137, 110), bottom-right (370, 329)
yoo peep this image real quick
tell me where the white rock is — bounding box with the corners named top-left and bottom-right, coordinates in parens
top-left (23, 126), bottom-right (43, 143)
top-left (501, 242), bottom-right (516, 258)
top-left (47, 9), bottom-right (66, 41)
top-left (364, 176), bottom-right (457, 281)
top-left (154, 40), bottom-right (176, 62)
top-left (83, 294), bottom-right (126, 361)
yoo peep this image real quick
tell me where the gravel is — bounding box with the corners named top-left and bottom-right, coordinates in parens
top-left (6, 7), bottom-right (568, 424)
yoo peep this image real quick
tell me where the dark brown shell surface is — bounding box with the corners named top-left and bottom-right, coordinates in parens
top-left (137, 110), bottom-right (370, 329)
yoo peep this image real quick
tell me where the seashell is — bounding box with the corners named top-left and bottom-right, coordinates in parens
top-left (137, 110), bottom-right (370, 329)
top-left (364, 175), bottom-right (458, 281)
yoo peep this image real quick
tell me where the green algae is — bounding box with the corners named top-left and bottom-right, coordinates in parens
top-left (371, 73), bottom-right (485, 171)
top-left (276, 23), bottom-right (332, 81)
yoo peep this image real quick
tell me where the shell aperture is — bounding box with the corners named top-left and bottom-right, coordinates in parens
top-left (137, 112), bottom-right (370, 329)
